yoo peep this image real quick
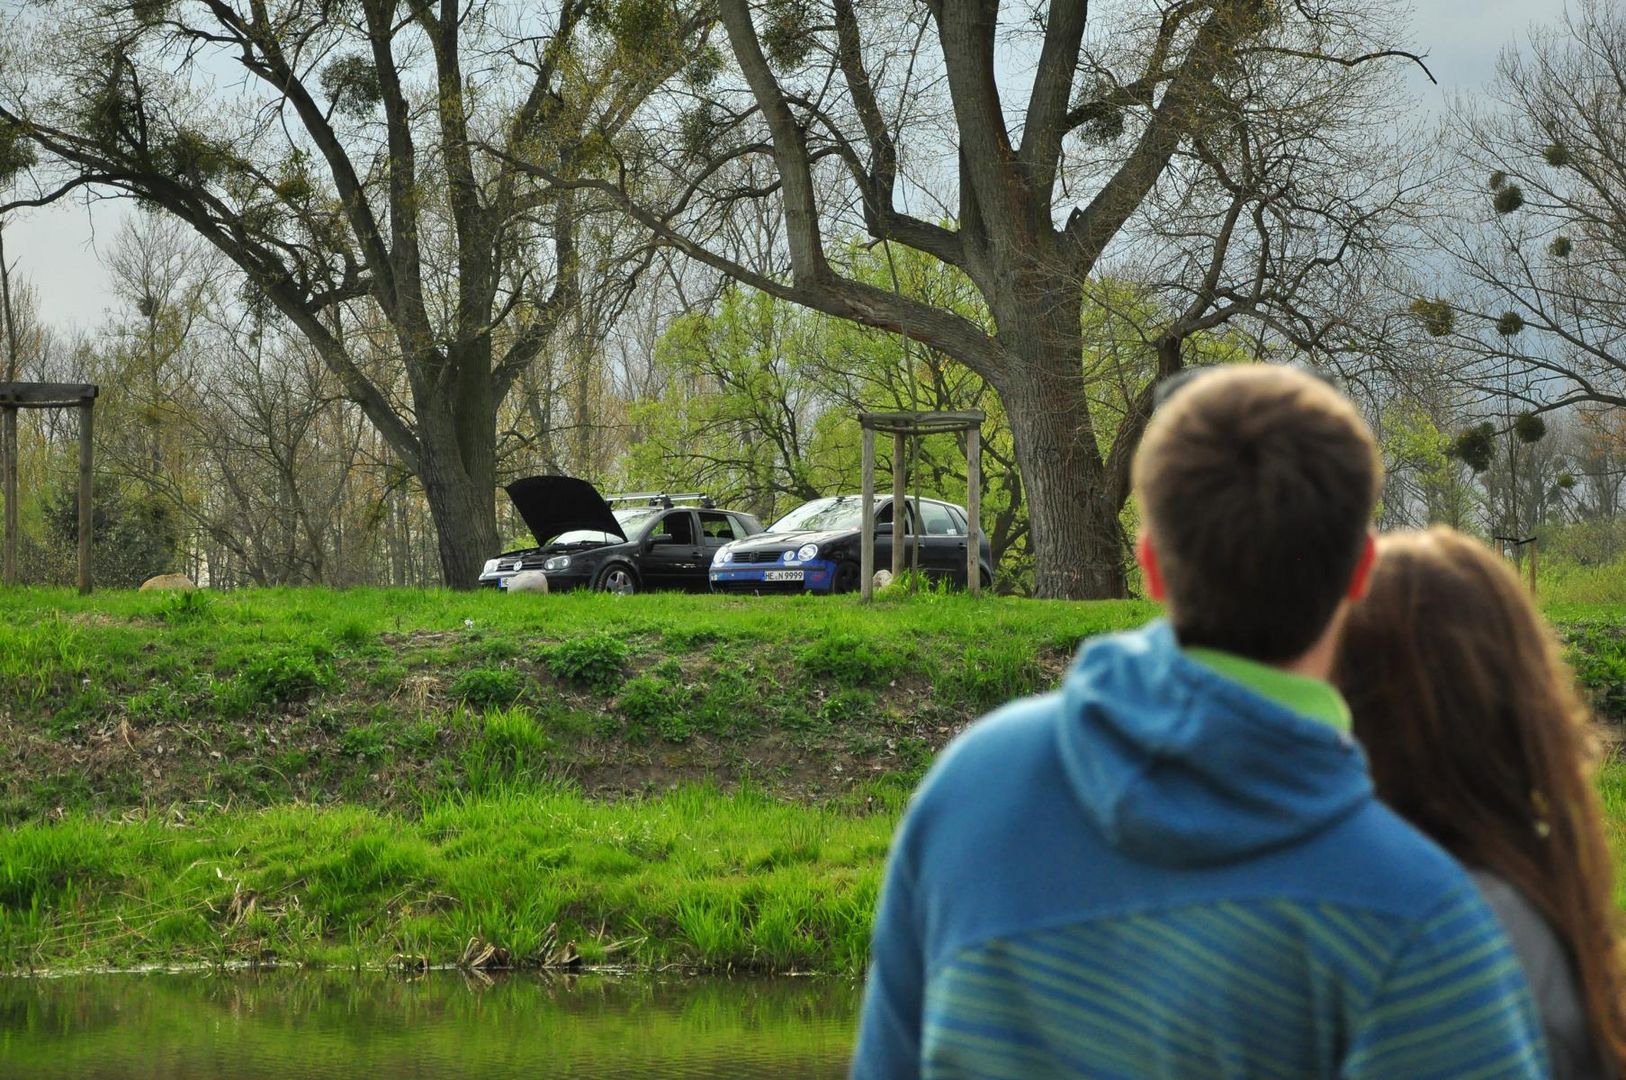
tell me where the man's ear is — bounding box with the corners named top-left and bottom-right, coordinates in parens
top-left (1137, 533), bottom-right (1168, 602)
top-left (1346, 530), bottom-right (1377, 601)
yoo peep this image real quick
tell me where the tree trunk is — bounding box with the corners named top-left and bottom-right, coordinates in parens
top-left (416, 352), bottom-right (499, 588)
top-left (992, 288), bottom-right (1130, 600)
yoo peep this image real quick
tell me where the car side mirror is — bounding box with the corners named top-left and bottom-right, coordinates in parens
top-left (647, 533), bottom-right (675, 549)
top-left (873, 523), bottom-right (894, 536)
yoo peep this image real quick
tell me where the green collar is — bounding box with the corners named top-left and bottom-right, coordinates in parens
top-left (1183, 647), bottom-right (1352, 735)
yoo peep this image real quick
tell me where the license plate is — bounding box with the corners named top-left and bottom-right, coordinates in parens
top-left (497, 578), bottom-right (508, 590)
top-left (764, 570), bottom-right (804, 582)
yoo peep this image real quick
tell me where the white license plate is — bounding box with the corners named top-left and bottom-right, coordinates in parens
top-left (497, 577), bottom-right (508, 590)
top-left (764, 570), bottom-right (804, 582)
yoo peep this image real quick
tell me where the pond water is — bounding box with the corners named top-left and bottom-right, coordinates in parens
top-left (0, 970), bottom-right (861, 1078)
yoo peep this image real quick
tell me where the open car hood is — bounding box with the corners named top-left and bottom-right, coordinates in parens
top-left (504, 476), bottom-right (627, 546)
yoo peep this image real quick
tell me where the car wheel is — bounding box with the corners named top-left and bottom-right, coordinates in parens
top-left (595, 564), bottom-right (638, 595)
top-left (832, 560), bottom-right (862, 594)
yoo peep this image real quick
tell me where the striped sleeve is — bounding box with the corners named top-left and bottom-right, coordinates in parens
top-left (1340, 883), bottom-right (1550, 1079)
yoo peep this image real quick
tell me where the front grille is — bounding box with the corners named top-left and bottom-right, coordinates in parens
top-left (713, 579), bottom-right (807, 594)
top-left (732, 550), bottom-right (787, 565)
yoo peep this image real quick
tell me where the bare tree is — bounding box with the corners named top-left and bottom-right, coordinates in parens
top-left (509, 0), bottom-right (1434, 597)
top-left (1424, 1), bottom-right (1626, 418)
top-left (0, 0), bottom-right (697, 585)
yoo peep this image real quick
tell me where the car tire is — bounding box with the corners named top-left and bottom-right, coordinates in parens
top-left (832, 560), bottom-right (862, 594)
top-left (595, 564), bottom-right (638, 595)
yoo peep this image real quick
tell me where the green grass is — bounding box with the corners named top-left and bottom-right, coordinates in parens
top-left (0, 586), bottom-right (1155, 823)
top-left (0, 781), bottom-right (898, 976)
top-left (1, 585), bottom-right (1623, 976)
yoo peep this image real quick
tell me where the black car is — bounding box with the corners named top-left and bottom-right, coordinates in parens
top-left (479, 476), bottom-right (765, 593)
top-left (709, 494), bottom-right (994, 594)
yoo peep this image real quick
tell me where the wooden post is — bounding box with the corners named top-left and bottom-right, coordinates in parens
top-left (891, 430), bottom-right (906, 581)
top-left (77, 400), bottom-right (93, 595)
top-left (860, 426), bottom-right (875, 601)
top-left (1, 224), bottom-right (17, 588)
top-left (967, 423), bottom-right (981, 596)
top-left (2, 406), bottom-right (15, 586)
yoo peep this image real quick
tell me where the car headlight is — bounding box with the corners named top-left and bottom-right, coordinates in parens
top-left (796, 543), bottom-right (819, 562)
top-left (542, 555), bottom-right (571, 572)
top-left (717, 548), bottom-right (733, 564)
top-left (482, 558), bottom-right (499, 575)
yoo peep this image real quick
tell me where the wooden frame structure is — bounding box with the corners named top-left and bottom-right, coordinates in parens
top-left (858, 410), bottom-right (985, 601)
top-left (1, 382), bottom-right (98, 594)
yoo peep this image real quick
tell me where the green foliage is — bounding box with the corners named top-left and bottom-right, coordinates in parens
top-left (1550, 235), bottom-right (1573, 258)
top-left (761, 0), bottom-right (816, 68)
top-left (539, 634), bottom-right (629, 692)
top-left (1561, 622), bottom-right (1626, 721)
top-left (0, 119), bottom-right (37, 182)
top-left (1071, 97), bottom-right (1125, 142)
top-left (450, 667), bottom-right (524, 709)
top-left (156, 589), bottom-right (215, 625)
top-left (319, 55), bottom-right (383, 117)
top-left (798, 633), bottom-right (903, 687)
top-left (479, 707), bottom-right (545, 767)
top-left (1514, 411), bottom-right (1547, 444)
top-left (130, 0), bottom-right (171, 26)
top-left (1409, 296), bottom-right (1455, 338)
top-left (1495, 311), bottom-right (1525, 336)
top-left (1543, 143), bottom-right (1571, 167)
top-left (234, 650), bottom-right (337, 708)
top-left (1492, 183), bottom-right (1525, 214)
top-left (1450, 421), bottom-right (1496, 473)
top-left (37, 481), bottom-right (179, 589)
top-left (941, 642), bottom-right (1045, 711)
top-left (337, 723), bottom-right (389, 761)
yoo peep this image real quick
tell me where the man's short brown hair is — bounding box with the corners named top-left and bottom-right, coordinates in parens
top-left (1132, 365), bottom-right (1382, 663)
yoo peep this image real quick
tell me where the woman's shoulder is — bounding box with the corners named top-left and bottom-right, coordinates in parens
top-left (1470, 870), bottom-right (1610, 1080)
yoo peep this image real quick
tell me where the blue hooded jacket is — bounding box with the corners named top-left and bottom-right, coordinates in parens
top-left (852, 621), bottom-right (1548, 1079)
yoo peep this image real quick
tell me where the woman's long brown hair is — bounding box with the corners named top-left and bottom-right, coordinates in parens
top-left (1337, 527), bottom-right (1626, 1070)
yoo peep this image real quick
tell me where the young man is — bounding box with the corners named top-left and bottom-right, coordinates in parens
top-left (851, 366), bottom-right (1546, 1078)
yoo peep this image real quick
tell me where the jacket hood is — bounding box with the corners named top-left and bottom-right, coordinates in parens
top-left (1056, 620), bottom-right (1372, 867)
top-left (504, 476), bottom-right (626, 546)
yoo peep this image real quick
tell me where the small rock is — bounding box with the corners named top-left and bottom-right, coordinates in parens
top-left (139, 573), bottom-right (197, 592)
top-left (506, 571), bottom-right (551, 594)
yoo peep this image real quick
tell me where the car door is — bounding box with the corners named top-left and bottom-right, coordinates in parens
top-left (697, 511), bottom-right (751, 582)
top-left (915, 500), bottom-right (968, 583)
top-left (639, 510), bottom-right (705, 590)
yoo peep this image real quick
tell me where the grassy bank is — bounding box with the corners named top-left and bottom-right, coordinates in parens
top-left (2, 586), bottom-right (1624, 975)
top-left (0, 586), bottom-right (1159, 822)
top-left (0, 782), bottom-right (897, 975)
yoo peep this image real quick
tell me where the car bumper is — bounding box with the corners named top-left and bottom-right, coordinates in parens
top-left (709, 558), bottom-right (836, 594)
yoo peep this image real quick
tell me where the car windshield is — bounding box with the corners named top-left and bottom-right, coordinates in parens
top-left (546, 508), bottom-right (661, 545)
top-left (768, 497), bottom-right (864, 533)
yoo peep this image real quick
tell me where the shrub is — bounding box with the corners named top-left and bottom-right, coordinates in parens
top-left (235, 651), bottom-right (336, 708)
top-left (337, 723), bottom-right (389, 761)
top-left (799, 634), bottom-right (903, 687)
top-left (538, 634), bottom-right (629, 692)
top-left (450, 667), bottom-right (523, 709)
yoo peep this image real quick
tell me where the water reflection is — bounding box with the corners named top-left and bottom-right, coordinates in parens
top-left (0, 970), bottom-right (860, 1079)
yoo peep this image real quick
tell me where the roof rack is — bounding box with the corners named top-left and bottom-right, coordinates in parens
top-left (606, 491), bottom-right (716, 510)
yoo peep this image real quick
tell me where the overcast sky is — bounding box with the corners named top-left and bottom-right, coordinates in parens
top-left (0, 0), bottom-right (1572, 336)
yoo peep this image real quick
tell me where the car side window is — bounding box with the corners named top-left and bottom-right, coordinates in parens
top-left (656, 511), bottom-right (695, 545)
top-left (876, 502), bottom-right (912, 532)
top-left (698, 511), bottom-right (744, 545)
top-left (920, 502), bottom-right (959, 536)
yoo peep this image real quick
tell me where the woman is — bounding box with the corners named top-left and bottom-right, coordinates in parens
top-left (1337, 527), bottom-right (1626, 1078)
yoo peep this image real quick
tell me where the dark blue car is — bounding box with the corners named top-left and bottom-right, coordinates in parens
top-left (709, 495), bottom-right (993, 594)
